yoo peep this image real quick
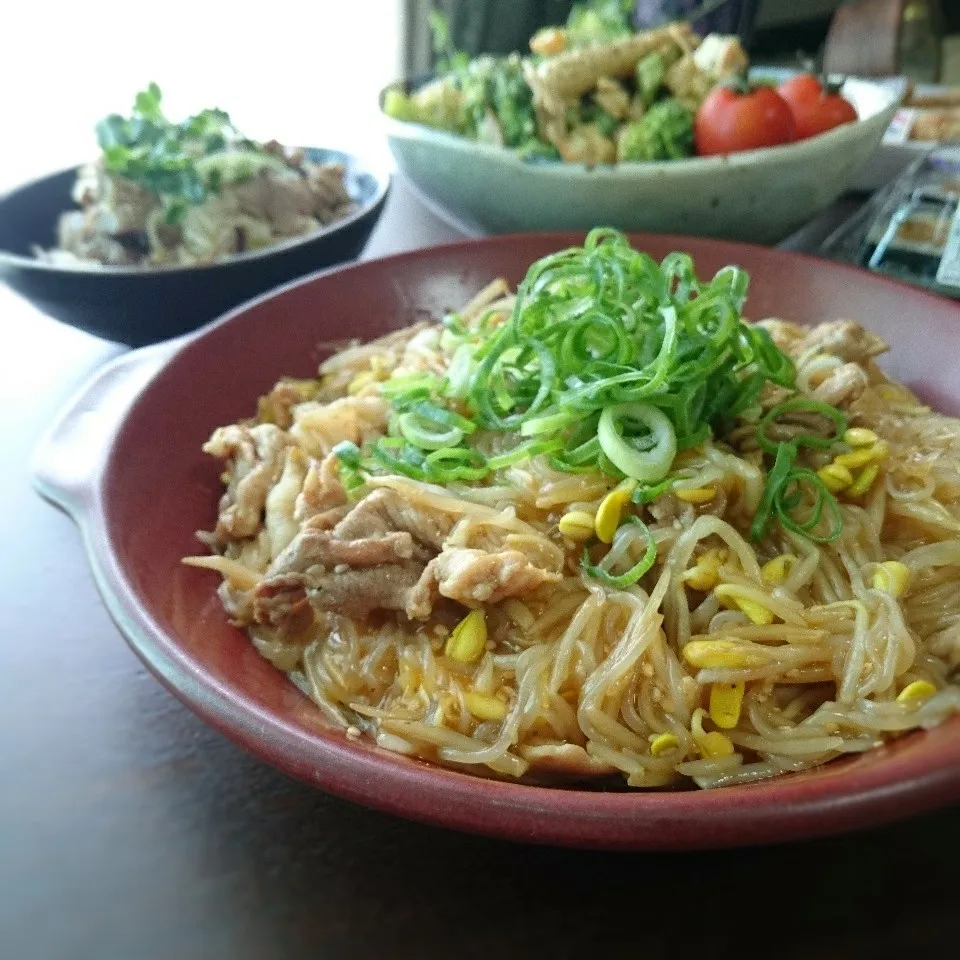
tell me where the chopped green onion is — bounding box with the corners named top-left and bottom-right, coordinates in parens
top-left (471, 336), bottom-right (555, 429)
top-left (582, 517), bottom-right (657, 587)
top-left (750, 442), bottom-right (797, 542)
top-left (750, 440), bottom-right (843, 544)
top-left (632, 476), bottom-right (677, 504)
top-left (756, 398), bottom-right (848, 456)
top-left (520, 409), bottom-right (580, 437)
top-left (598, 403), bottom-right (676, 482)
top-left (485, 436), bottom-right (564, 470)
top-left (397, 412), bottom-right (463, 450)
top-left (409, 402), bottom-right (476, 433)
top-left (675, 423), bottom-right (711, 452)
top-left (370, 440), bottom-right (429, 480)
top-left (332, 440), bottom-right (363, 469)
top-left (425, 447), bottom-right (488, 481)
top-left (329, 229), bottom-right (846, 550)
top-left (774, 468), bottom-right (843, 543)
top-left (379, 373), bottom-right (439, 401)
top-left (563, 435), bottom-right (602, 466)
top-left (445, 344), bottom-right (475, 397)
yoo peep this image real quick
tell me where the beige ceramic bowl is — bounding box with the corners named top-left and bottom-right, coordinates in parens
top-left (382, 72), bottom-right (903, 244)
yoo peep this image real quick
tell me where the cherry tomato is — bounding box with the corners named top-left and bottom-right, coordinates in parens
top-left (777, 73), bottom-right (858, 139)
top-left (694, 84), bottom-right (796, 156)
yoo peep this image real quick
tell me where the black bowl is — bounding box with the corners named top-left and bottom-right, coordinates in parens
top-left (0, 148), bottom-right (391, 346)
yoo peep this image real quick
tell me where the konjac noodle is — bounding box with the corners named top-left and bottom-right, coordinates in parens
top-left (184, 229), bottom-right (960, 789)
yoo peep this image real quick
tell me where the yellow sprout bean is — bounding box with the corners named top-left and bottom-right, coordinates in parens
top-left (699, 731), bottom-right (735, 758)
top-left (844, 427), bottom-right (879, 448)
top-left (737, 597), bottom-right (775, 625)
top-left (683, 566), bottom-right (718, 591)
top-left (835, 440), bottom-right (888, 471)
top-left (709, 681), bottom-right (745, 729)
top-left (872, 560), bottom-right (910, 598)
top-left (691, 707), bottom-right (735, 759)
top-left (674, 487), bottom-right (716, 504)
top-left (877, 384), bottom-right (910, 402)
top-left (444, 610), bottom-right (488, 663)
top-left (464, 691), bottom-right (508, 721)
top-left (818, 462), bottom-right (853, 494)
top-left (649, 732), bottom-right (680, 757)
top-left (847, 464), bottom-right (880, 498)
top-left (681, 548), bottom-right (725, 592)
top-left (683, 639), bottom-right (766, 670)
top-left (833, 448), bottom-right (874, 470)
top-left (557, 510), bottom-right (596, 541)
top-left (714, 585), bottom-right (775, 625)
top-left (896, 680), bottom-right (936, 704)
top-left (594, 480), bottom-right (637, 544)
top-left (761, 554), bottom-right (797, 586)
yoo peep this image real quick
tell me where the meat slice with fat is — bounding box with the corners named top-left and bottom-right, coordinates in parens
top-left (253, 486), bottom-right (561, 628)
top-left (204, 423), bottom-right (291, 541)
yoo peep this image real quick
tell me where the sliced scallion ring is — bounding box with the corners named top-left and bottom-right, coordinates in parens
top-left (598, 403), bottom-right (677, 483)
top-left (397, 412), bottom-right (463, 450)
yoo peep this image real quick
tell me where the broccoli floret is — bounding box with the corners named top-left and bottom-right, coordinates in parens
top-left (383, 80), bottom-right (467, 135)
top-left (617, 100), bottom-right (694, 162)
top-left (517, 138), bottom-right (561, 162)
top-left (387, 54), bottom-right (540, 152)
top-left (566, 0), bottom-right (633, 48)
top-left (485, 57), bottom-right (538, 148)
top-left (592, 107), bottom-right (620, 138)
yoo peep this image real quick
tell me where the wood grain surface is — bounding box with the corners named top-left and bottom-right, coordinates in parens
top-left (2, 182), bottom-right (957, 960)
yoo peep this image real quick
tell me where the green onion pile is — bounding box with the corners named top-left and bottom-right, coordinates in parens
top-left (335, 228), bottom-right (848, 582)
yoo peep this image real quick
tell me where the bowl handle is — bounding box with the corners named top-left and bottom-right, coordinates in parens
top-left (31, 339), bottom-right (183, 514)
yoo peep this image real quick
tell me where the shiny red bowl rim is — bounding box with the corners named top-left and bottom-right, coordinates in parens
top-left (33, 231), bottom-right (960, 851)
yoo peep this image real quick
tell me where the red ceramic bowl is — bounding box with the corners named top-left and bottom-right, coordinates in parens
top-left (32, 233), bottom-right (960, 851)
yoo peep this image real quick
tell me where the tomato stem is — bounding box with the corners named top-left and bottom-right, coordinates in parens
top-left (793, 49), bottom-right (845, 96)
top-left (718, 71), bottom-right (754, 96)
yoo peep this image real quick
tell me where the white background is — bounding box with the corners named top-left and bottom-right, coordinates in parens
top-left (1, 1), bottom-right (404, 191)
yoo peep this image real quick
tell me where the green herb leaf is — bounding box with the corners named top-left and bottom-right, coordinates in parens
top-left (93, 84), bottom-right (270, 220)
top-left (133, 81), bottom-right (163, 121)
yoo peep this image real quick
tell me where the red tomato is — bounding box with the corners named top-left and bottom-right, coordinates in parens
top-left (777, 73), bottom-right (858, 139)
top-left (694, 84), bottom-right (796, 156)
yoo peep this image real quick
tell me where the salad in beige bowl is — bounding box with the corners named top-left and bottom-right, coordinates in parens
top-left (381, 5), bottom-right (902, 242)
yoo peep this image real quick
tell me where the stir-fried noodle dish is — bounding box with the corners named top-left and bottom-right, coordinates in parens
top-left (185, 229), bottom-right (960, 789)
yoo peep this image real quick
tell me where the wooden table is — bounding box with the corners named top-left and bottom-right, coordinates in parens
top-left (3, 181), bottom-right (957, 960)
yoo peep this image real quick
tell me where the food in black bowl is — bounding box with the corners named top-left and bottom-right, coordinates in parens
top-left (0, 85), bottom-right (390, 346)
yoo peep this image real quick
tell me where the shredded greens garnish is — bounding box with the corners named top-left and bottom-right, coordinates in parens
top-left (334, 228), bottom-right (848, 585)
top-left (95, 83), bottom-right (286, 224)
